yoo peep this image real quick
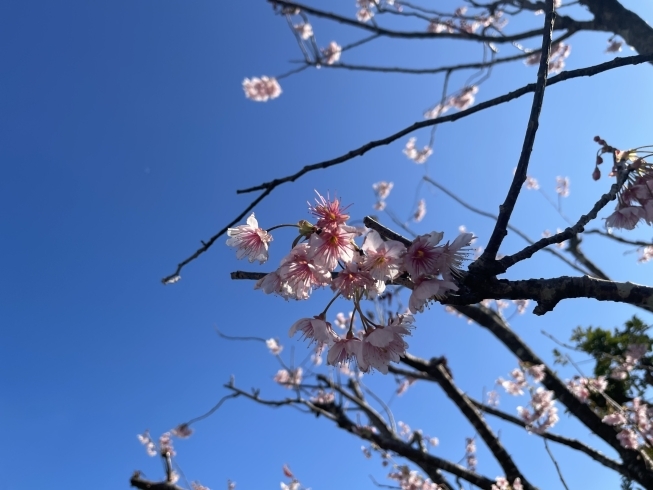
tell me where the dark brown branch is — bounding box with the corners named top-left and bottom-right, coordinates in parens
top-left (130, 472), bottom-right (185, 490)
top-left (579, 0), bottom-right (653, 58)
top-left (160, 54), bottom-right (652, 283)
top-left (387, 364), bottom-right (625, 475)
top-left (471, 399), bottom-right (624, 473)
top-left (234, 53), bottom-right (653, 202)
top-left (453, 303), bottom-right (653, 488)
top-left (565, 234), bottom-right (610, 281)
top-left (312, 29), bottom-right (577, 75)
top-left (270, 0), bottom-right (588, 43)
top-left (474, 1), bottom-right (556, 270)
top-left (399, 355), bottom-right (536, 489)
top-left (585, 229), bottom-right (653, 248)
top-left (423, 176), bottom-right (596, 277)
top-left (495, 167), bottom-right (629, 273)
top-left (224, 381), bottom-right (496, 489)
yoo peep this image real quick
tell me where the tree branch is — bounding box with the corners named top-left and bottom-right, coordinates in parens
top-left (473, 0), bottom-right (556, 270)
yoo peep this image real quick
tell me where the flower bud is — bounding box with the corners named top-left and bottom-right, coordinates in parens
top-left (592, 167), bottom-right (601, 181)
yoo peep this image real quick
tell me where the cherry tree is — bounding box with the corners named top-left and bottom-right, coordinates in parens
top-left (131, 1), bottom-right (653, 489)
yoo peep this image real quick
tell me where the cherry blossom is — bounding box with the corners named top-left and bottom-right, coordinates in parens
top-left (321, 41), bottom-right (342, 65)
top-left (555, 176), bottom-right (570, 197)
top-left (361, 230), bottom-right (406, 281)
top-left (293, 23), bottom-right (313, 40)
top-left (330, 261), bottom-right (378, 298)
top-left (278, 243), bottom-right (331, 299)
top-left (606, 38), bottom-right (623, 53)
top-left (413, 199), bottom-right (427, 222)
top-left (242, 76), bottom-right (282, 102)
top-left (266, 338), bottom-right (283, 355)
top-left (308, 226), bottom-right (356, 270)
top-left (517, 388), bottom-right (559, 433)
top-left (409, 277), bottom-right (458, 313)
top-left (403, 137), bottom-right (433, 164)
top-left (309, 191), bottom-right (350, 231)
top-left (274, 367), bottom-right (303, 389)
top-left (358, 315), bottom-right (414, 373)
top-left (226, 213), bottom-right (273, 263)
top-left (327, 336), bottom-right (364, 367)
top-left (403, 231), bottom-right (445, 279)
top-left (289, 316), bottom-right (338, 346)
top-left (372, 181), bottom-right (394, 200)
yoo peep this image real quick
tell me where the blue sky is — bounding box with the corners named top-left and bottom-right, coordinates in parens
top-left (2, 1), bottom-right (653, 489)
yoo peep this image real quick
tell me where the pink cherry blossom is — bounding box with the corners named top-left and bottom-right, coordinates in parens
top-left (526, 364), bottom-right (546, 382)
top-left (308, 226), bottom-right (356, 270)
top-left (404, 231), bottom-right (445, 279)
top-left (330, 261), bottom-right (376, 299)
top-left (226, 213), bottom-right (273, 263)
top-left (605, 205), bottom-right (644, 230)
top-left (293, 23), bottom-right (313, 40)
top-left (361, 230), bottom-right (406, 281)
top-left (413, 199), bottom-right (427, 222)
top-left (266, 338), bottom-right (283, 355)
top-left (321, 41), bottom-right (342, 65)
top-left (255, 271), bottom-right (286, 296)
top-left (555, 176), bottom-right (570, 197)
top-left (606, 38), bottom-right (623, 53)
top-left (242, 76), bottom-right (282, 102)
top-left (439, 232), bottom-right (474, 281)
top-left (617, 428), bottom-right (639, 449)
top-left (372, 181), bottom-right (394, 200)
top-left (327, 337), bottom-right (363, 367)
top-left (359, 316), bottom-right (413, 373)
top-left (289, 316), bottom-right (338, 346)
top-left (403, 137), bottom-right (432, 164)
top-left (274, 368), bottom-right (303, 389)
top-left (602, 412), bottom-right (627, 426)
top-left (309, 191), bottom-right (350, 230)
top-left (408, 278), bottom-right (458, 313)
top-left (278, 243), bottom-right (331, 299)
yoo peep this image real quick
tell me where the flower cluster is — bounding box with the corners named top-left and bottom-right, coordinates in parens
top-left (426, 7), bottom-right (506, 34)
top-left (372, 181), bottom-right (394, 211)
top-left (592, 136), bottom-right (653, 230)
top-left (321, 41), bottom-right (342, 65)
top-left (610, 343), bottom-right (647, 380)
top-left (424, 86), bottom-right (478, 119)
top-left (403, 137), bottom-right (433, 164)
top-left (602, 397), bottom-right (653, 450)
top-left (498, 365), bottom-right (558, 432)
top-left (227, 192), bottom-right (473, 374)
top-left (492, 477), bottom-right (523, 490)
top-left (465, 437), bottom-right (477, 472)
top-left (355, 0), bottom-right (397, 23)
top-left (566, 376), bottom-right (607, 403)
top-left (388, 465), bottom-right (443, 490)
top-left (242, 76), bottom-right (282, 102)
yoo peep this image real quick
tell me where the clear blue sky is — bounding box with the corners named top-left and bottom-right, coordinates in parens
top-left (2, 1), bottom-right (653, 489)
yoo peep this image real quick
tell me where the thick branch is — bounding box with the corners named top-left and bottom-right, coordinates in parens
top-left (400, 355), bottom-right (536, 489)
top-left (474, 1), bottom-right (555, 269)
top-left (579, 0), bottom-right (653, 57)
top-left (130, 472), bottom-right (185, 490)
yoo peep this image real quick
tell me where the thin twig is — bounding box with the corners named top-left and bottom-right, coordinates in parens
top-left (543, 439), bottom-right (571, 490)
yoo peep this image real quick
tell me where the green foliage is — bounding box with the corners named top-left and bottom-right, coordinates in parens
top-left (563, 316), bottom-right (653, 410)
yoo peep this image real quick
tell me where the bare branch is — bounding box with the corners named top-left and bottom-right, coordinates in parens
top-left (474, 1), bottom-right (556, 269)
top-left (423, 176), bottom-right (597, 277)
top-left (399, 355), bottom-right (536, 489)
top-left (269, 0), bottom-right (588, 43)
top-left (543, 439), bottom-right (571, 490)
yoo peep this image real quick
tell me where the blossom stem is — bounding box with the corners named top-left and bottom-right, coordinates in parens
top-left (266, 224), bottom-right (300, 232)
top-left (320, 293), bottom-right (341, 317)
